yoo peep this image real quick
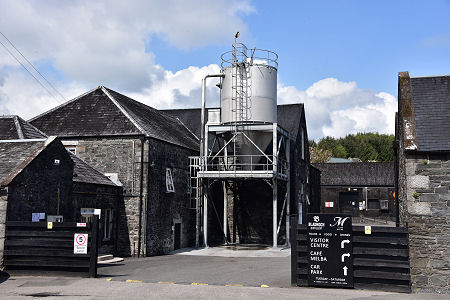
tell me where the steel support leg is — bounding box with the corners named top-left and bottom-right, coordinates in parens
top-left (273, 178), bottom-right (278, 248)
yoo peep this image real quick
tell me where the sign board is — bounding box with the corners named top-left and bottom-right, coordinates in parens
top-left (324, 202), bottom-right (334, 208)
top-left (77, 223), bottom-right (87, 227)
top-left (47, 222), bottom-right (53, 229)
top-left (307, 213), bottom-right (353, 288)
top-left (74, 233), bottom-right (88, 254)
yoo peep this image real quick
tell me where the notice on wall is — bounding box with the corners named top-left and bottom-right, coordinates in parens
top-left (307, 213), bottom-right (353, 288)
top-left (74, 233), bottom-right (88, 254)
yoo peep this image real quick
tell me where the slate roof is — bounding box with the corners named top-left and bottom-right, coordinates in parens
top-left (162, 103), bottom-right (305, 141)
top-left (29, 86), bottom-right (199, 150)
top-left (0, 138), bottom-right (52, 186)
top-left (410, 75), bottom-right (450, 151)
top-left (0, 115), bottom-right (47, 140)
top-left (69, 152), bottom-right (116, 186)
top-left (312, 162), bottom-right (394, 187)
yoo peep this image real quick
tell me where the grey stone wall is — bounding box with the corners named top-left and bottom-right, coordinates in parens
top-left (66, 136), bottom-right (147, 257)
top-left (0, 188), bottom-right (7, 267)
top-left (146, 138), bottom-right (196, 256)
top-left (404, 153), bottom-right (450, 293)
top-left (7, 140), bottom-right (74, 221)
top-left (72, 182), bottom-right (123, 255)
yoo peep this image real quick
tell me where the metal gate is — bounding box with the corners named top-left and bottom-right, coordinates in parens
top-left (291, 216), bottom-right (411, 292)
top-left (3, 216), bottom-right (99, 277)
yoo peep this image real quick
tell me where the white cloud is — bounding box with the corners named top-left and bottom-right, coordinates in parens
top-left (278, 78), bottom-right (397, 140)
top-left (0, 1), bottom-right (397, 141)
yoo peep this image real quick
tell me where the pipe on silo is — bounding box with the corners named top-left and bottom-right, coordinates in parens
top-left (197, 73), bottom-right (225, 248)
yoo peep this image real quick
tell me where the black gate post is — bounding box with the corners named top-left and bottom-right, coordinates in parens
top-left (89, 215), bottom-right (99, 278)
top-left (290, 215), bottom-right (297, 286)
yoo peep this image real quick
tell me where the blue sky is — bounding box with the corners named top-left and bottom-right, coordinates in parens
top-left (0, 0), bottom-right (449, 140)
top-left (152, 0), bottom-right (450, 96)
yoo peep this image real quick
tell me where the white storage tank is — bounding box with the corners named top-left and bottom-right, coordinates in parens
top-left (220, 45), bottom-right (278, 125)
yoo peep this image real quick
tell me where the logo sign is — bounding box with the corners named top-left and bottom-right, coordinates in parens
top-left (307, 213), bottom-right (353, 288)
top-left (324, 202), bottom-right (334, 208)
top-left (77, 223), bottom-right (87, 227)
top-left (74, 233), bottom-right (88, 254)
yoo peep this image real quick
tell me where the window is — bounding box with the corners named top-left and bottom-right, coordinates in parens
top-left (380, 200), bottom-right (389, 210)
top-left (166, 168), bottom-right (175, 193)
top-left (103, 209), bottom-right (113, 241)
top-left (367, 198), bottom-right (380, 210)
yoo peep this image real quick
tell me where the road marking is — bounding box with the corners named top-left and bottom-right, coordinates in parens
top-left (157, 281), bottom-right (175, 284)
top-left (105, 278), bottom-right (112, 282)
top-left (191, 282), bottom-right (208, 286)
top-left (225, 284), bottom-right (244, 287)
top-left (260, 284), bottom-right (270, 288)
top-left (126, 279), bottom-right (143, 283)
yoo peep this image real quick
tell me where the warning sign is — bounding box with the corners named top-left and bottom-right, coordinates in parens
top-left (74, 233), bottom-right (88, 254)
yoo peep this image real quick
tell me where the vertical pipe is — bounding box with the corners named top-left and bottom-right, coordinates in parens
top-left (137, 138), bottom-right (144, 258)
top-left (273, 124), bottom-right (278, 248)
top-left (285, 137), bottom-right (291, 247)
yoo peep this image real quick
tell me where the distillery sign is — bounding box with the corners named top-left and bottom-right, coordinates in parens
top-left (307, 213), bottom-right (353, 288)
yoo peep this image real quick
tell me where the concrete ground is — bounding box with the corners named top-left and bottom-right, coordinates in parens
top-left (1, 276), bottom-right (449, 300)
top-left (1, 247), bottom-right (448, 299)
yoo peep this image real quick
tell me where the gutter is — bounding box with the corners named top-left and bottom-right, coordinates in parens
top-left (137, 137), bottom-right (145, 257)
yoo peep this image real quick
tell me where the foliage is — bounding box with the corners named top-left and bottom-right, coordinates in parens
top-left (312, 133), bottom-right (395, 162)
top-left (309, 146), bottom-right (332, 163)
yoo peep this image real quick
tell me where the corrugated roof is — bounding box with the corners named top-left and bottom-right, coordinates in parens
top-left (0, 116), bottom-right (47, 139)
top-left (410, 75), bottom-right (450, 151)
top-left (313, 162), bottom-right (394, 187)
top-left (30, 87), bottom-right (199, 150)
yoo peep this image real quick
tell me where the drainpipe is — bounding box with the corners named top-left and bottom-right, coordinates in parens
top-left (137, 137), bottom-right (145, 257)
top-left (197, 74), bottom-right (224, 247)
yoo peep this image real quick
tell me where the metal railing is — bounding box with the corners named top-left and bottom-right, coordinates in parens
top-left (221, 43), bottom-right (278, 69)
top-left (189, 155), bottom-right (288, 176)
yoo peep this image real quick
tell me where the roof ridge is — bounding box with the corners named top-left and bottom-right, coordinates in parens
top-left (13, 116), bottom-right (24, 139)
top-left (100, 86), bottom-right (147, 136)
top-left (17, 116), bottom-right (48, 138)
top-left (28, 86), bottom-right (99, 122)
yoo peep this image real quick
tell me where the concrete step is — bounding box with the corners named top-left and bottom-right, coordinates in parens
top-left (98, 254), bottom-right (113, 262)
top-left (98, 257), bottom-right (124, 264)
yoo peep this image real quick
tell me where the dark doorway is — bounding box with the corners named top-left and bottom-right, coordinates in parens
top-left (174, 223), bottom-right (181, 250)
top-left (339, 192), bottom-right (358, 215)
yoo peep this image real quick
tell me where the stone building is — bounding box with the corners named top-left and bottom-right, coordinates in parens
top-left (164, 103), bottom-right (316, 245)
top-left (0, 116), bottom-right (122, 260)
top-left (313, 162), bottom-right (396, 224)
top-left (396, 72), bottom-right (450, 293)
top-left (30, 86), bottom-right (199, 256)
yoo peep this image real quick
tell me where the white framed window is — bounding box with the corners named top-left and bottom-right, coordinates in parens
top-left (166, 168), bottom-right (175, 193)
top-left (103, 208), bottom-right (113, 241)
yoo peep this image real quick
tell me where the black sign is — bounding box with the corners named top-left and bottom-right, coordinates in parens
top-left (307, 213), bottom-right (353, 288)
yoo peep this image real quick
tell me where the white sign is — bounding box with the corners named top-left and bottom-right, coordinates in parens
top-left (77, 223), bottom-right (87, 227)
top-left (74, 233), bottom-right (88, 254)
top-left (32, 213), bottom-right (40, 222)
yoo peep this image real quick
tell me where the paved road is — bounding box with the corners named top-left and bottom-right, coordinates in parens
top-left (1, 276), bottom-right (449, 300)
top-left (98, 254), bottom-right (291, 287)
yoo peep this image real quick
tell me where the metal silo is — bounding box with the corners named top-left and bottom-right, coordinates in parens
top-left (192, 38), bottom-right (291, 250)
